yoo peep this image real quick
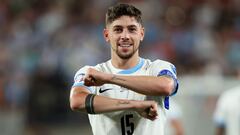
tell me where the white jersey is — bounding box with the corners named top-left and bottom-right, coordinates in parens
top-left (72, 58), bottom-right (179, 135)
top-left (214, 86), bottom-right (240, 135)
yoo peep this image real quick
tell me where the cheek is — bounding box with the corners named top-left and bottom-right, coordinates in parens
top-left (109, 35), bottom-right (119, 44)
top-left (134, 39), bottom-right (141, 48)
top-left (108, 33), bottom-right (115, 39)
top-left (109, 39), bottom-right (117, 49)
top-left (133, 36), bottom-right (141, 43)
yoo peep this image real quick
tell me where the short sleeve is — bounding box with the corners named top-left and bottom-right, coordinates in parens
top-left (151, 60), bottom-right (179, 96)
top-left (72, 66), bottom-right (95, 93)
top-left (213, 94), bottom-right (227, 127)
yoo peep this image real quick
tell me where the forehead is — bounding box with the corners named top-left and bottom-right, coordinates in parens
top-left (108, 16), bottom-right (141, 28)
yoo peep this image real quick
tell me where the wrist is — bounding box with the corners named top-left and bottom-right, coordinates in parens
top-left (129, 100), bottom-right (138, 111)
top-left (106, 74), bottom-right (116, 84)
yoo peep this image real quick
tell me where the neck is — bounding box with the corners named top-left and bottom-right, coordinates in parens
top-left (111, 53), bottom-right (139, 69)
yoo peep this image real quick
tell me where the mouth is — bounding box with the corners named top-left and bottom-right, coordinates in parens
top-left (118, 43), bottom-right (133, 48)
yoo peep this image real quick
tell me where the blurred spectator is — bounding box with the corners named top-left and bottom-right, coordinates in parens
top-left (0, 69), bottom-right (6, 108)
top-left (213, 85), bottom-right (240, 135)
top-left (166, 99), bottom-right (185, 135)
top-left (26, 67), bottom-right (69, 134)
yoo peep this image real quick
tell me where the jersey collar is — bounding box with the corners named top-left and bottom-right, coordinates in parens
top-left (117, 58), bottom-right (144, 74)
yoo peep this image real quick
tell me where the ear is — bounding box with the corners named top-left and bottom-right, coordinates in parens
top-left (103, 28), bottom-right (110, 42)
top-left (140, 27), bottom-right (145, 41)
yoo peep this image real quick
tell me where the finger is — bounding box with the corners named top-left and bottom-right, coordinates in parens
top-left (149, 107), bottom-right (158, 117)
top-left (84, 76), bottom-right (93, 82)
top-left (84, 78), bottom-right (94, 86)
top-left (90, 77), bottom-right (96, 83)
top-left (145, 114), bottom-right (157, 121)
top-left (84, 80), bottom-right (91, 86)
top-left (139, 110), bottom-right (156, 121)
top-left (151, 102), bottom-right (158, 110)
top-left (151, 103), bottom-right (158, 115)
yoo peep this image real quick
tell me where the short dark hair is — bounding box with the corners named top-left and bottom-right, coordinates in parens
top-left (105, 3), bottom-right (143, 26)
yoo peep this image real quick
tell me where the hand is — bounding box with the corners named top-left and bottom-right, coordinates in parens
top-left (134, 100), bottom-right (158, 121)
top-left (84, 68), bottom-right (112, 86)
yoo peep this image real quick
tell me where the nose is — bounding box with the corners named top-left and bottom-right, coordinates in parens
top-left (120, 30), bottom-right (130, 40)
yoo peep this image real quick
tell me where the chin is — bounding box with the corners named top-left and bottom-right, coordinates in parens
top-left (118, 53), bottom-right (134, 59)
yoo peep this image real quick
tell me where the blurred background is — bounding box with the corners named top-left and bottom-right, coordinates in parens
top-left (0, 0), bottom-right (239, 135)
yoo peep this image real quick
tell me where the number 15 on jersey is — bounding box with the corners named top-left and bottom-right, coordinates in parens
top-left (121, 114), bottom-right (134, 135)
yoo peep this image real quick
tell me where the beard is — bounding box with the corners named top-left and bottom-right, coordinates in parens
top-left (113, 45), bottom-right (139, 59)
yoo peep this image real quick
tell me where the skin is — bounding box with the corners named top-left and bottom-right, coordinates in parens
top-left (70, 15), bottom-right (175, 121)
top-left (104, 16), bottom-right (144, 63)
top-left (170, 119), bottom-right (184, 135)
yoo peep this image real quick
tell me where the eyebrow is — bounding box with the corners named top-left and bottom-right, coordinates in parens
top-left (128, 25), bottom-right (138, 28)
top-left (113, 25), bottom-right (122, 28)
top-left (113, 25), bottom-right (138, 28)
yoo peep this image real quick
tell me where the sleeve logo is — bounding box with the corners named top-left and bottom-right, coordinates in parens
top-left (75, 73), bottom-right (85, 82)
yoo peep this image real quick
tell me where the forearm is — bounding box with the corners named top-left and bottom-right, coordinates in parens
top-left (70, 87), bottom-right (137, 114)
top-left (93, 95), bottom-right (136, 113)
top-left (108, 75), bottom-right (174, 96)
top-left (83, 68), bottom-right (175, 96)
top-left (70, 87), bottom-right (158, 120)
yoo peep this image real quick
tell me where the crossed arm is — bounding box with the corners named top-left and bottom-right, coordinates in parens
top-left (70, 87), bottom-right (158, 120)
top-left (70, 68), bottom-right (175, 120)
top-left (83, 68), bottom-right (175, 96)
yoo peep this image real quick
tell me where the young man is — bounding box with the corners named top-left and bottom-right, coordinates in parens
top-left (70, 3), bottom-right (178, 135)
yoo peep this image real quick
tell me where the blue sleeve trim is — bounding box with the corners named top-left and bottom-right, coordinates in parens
top-left (157, 69), bottom-right (179, 96)
top-left (164, 96), bottom-right (169, 110)
top-left (171, 79), bottom-right (178, 96)
top-left (72, 82), bottom-right (94, 93)
top-left (158, 69), bottom-right (179, 109)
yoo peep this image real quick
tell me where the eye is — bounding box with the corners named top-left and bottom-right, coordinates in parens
top-left (129, 27), bottom-right (137, 32)
top-left (114, 28), bottom-right (122, 33)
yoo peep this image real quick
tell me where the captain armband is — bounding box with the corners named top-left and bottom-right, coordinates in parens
top-left (85, 94), bottom-right (96, 114)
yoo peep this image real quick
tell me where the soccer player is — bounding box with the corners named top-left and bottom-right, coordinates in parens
top-left (69, 3), bottom-right (178, 135)
top-left (213, 85), bottom-right (240, 135)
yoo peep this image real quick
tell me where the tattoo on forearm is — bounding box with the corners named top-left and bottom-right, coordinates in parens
top-left (117, 100), bottom-right (130, 106)
top-left (112, 75), bottom-right (126, 81)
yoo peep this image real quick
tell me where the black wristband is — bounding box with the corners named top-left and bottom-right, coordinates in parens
top-left (85, 94), bottom-right (96, 114)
